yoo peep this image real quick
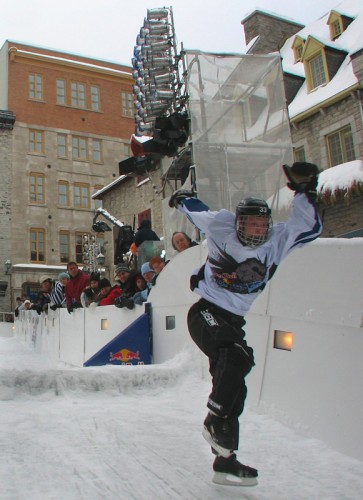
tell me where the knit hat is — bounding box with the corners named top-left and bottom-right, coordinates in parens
top-left (141, 262), bottom-right (154, 275)
top-left (40, 275), bottom-right (51, 283)
top-left (90, 272), bottom-right (101, 282)
top-left (98, 278), bottom-right (111, 290)
top-left (58, 272), bottom-right (70, 280)
top-left (115, 264), bottom-right (130, 275)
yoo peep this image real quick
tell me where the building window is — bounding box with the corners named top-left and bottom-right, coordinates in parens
top-left (56, 79), bottom-right (66, 105)
top-left (30, 173), bottom-right (45, 204)
top-left (294, 146), bottom-right (306, 163)
top-left (328, 17), bottom-right (343, 40)
top-left (71, 82), bottom-right (86, 108)
top-left (30, 228), bottom-right (45, 262)
top-left (58, 181), bottom-right (69, 206)
top-left (72, 136), bottom-right (88, 161)
top-left (92, 139), bottom-right (103, 163)
top-left (121, 91), bottom-right (134, 117)
top-left (296, 44), bottom-right (304, 61)
top-left (29, 130), bottom-right (44, 154)
top-left (29, 73), bottom-right (43, 100)
top-left (326, 125), bottom-right (355, 167)
top-left (74, 183), bottom-right (90, 208)
top-left (331, 19), bottom-right (342, 39)
top-left (59, 231), bottom-right (70, 263)
top-left (90, 85), bottom-right (100, 111)
top-left (308, 52), bottom-right (327, 89)
top-left (57, 134), bottom-right (67, 158)
top-left (75, 232), bottom-right (84, 264)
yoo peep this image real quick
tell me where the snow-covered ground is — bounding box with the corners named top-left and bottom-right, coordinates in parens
top-left (1, 333), bottom-right (363, 500)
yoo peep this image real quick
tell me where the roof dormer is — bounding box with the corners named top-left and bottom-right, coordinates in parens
top-left (302, 37), bottom-right (329, 91)
top-left (327, 10), bottom-right (354, 41)
top-left (300, 35), bottom-right (348, 93)
top-left (291, 36), bottom-right (305, 63)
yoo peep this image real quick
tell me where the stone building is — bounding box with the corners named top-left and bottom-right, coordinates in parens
top-left (241, 0), bottom-right (363, 237)
top-left (0, 41), bottom-right (134, 311)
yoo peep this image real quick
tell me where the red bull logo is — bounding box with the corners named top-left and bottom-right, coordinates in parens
top-left (109, 348), bottom-right (140, 363)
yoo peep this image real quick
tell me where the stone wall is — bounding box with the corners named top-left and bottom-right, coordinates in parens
top-left (0, 129), bottom-right (13, 311)
top-left (291, 94), bottom-right (363, 168)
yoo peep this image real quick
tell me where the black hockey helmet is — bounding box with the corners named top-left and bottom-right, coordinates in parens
top-left (235, 197), bottom-right (272, 247)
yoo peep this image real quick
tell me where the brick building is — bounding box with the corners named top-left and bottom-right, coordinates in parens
top-left (0, 41), bottom-right (134, 310)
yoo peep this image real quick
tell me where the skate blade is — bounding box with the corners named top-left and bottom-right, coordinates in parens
top-left (202, 428), bottom-right (232, 458)
top-left (212, 472), bottom-right (258, 487)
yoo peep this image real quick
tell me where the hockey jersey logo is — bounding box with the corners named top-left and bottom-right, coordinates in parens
top-left (209, 252), bottom-right (268, 294)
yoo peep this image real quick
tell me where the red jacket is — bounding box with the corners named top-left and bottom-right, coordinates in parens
top-left (99, 286), bottom-right (122, 306)
top-left (65, 270), bottom-right (90, 306)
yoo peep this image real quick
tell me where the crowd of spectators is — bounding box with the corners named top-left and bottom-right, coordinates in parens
top-left (14, 226), bottom-right (198, 317)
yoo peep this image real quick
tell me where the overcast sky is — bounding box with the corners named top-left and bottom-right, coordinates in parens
top-left (0, 0), bottom-right (341, 65)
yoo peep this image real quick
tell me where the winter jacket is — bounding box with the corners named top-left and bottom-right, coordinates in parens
top-left (99, 286), bottom-right (122, 306)
top-left (65, 270), bottom-right (90, 307)
top-left (134, 220), bottom-right (160, 247)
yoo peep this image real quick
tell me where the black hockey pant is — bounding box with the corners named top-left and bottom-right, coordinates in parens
top-left (187, 298), bottom-right (255, 444)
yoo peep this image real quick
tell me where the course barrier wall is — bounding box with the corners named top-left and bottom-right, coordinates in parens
top-left (14, 238), bottom-right (363, 461)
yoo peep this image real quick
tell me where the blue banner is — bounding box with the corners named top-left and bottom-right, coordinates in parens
top-left (84, 310), bottom-right (151, 366)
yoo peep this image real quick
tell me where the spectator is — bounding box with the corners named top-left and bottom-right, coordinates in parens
top-left (171, 232), bottom-right (199, 253)
top-left (97, 278), bottom-right (122, 306)
top-left (49, 272), bottom-right (70, 310)
top-left (31, 276), bottom-right (52, 314)
top-left (80, 272), bottom-right (101, 308)
top-left (149, 256), bottom-right (169, 285)
top-left (116, 262), bottom-right (155, 310)
top-left (14, 297), bottom-right (23, 317)
top-left (18, 299), bottom-right (32, 313)
top-left (65, 262), bottom-right (90, 313)
top-left (134, 274), bottom-right (147, 293)
top-left (114, 264), bottom-right (139, 297)
top-left (134, 219), bottom-right (160, 248)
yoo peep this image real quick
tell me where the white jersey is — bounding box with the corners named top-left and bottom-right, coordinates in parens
top-left (178, 193), bottom-right (322, 316)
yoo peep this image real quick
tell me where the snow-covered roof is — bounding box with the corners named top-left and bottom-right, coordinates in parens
top-left (268, 159), bottom-right (363, 208)
top-left (92, 175), bottom-right (128, 199)
top-left (280, 0), bottom-right (363, 119)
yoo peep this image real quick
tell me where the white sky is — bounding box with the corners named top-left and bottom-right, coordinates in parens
top-left (0, 0), bottom-right (342, 65)
top-left (1, 333), bottom-right (363, 499)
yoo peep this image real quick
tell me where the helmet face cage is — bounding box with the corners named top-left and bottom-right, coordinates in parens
top-left (235, 198), bottom-right (272, 248)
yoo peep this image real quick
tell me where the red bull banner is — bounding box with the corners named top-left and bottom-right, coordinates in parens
top-left (84, 311), bottom-right (151, 366)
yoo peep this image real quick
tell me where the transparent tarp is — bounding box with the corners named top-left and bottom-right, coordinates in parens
top-left (185, 50), bottom-right (293, 211)
top-left (162, 50), bottom-right (293, 258)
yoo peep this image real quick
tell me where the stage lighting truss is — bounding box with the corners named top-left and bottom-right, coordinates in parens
top-left (131, 6), bottom-right (187, 138)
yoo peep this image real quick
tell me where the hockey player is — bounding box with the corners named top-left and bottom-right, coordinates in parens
top-left (169, 162), bottom-right (322, 486)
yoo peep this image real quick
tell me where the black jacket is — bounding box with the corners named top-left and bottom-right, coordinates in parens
top-left (134, 220), bottom-right (160, 247)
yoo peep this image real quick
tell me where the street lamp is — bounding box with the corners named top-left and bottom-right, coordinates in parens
top-left (5, 260), bottom-right (12, 275)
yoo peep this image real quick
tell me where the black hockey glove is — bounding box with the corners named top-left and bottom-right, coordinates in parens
top-left (283, 162), bottom-right (319, 199)
top-left (168, 189), bottom-right (195, 208)
top-left (67, 305), bottom-right (74, 314)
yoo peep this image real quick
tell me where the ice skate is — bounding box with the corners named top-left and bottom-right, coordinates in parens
top-left (212, 453), bottom-right (258, 487)
top-left (203, 413), bottom-right (234, 458)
